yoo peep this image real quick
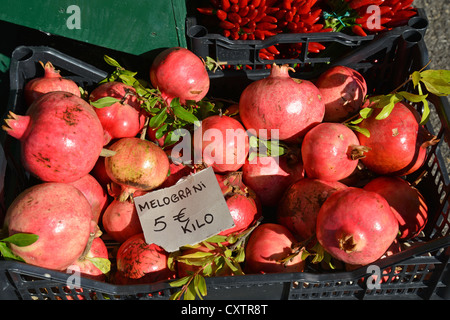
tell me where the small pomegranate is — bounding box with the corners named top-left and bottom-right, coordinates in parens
top-left (102, 197), bottom-right (144, 243)
top-left (244, 223), bottom-right (305, 274)
top-left (89, 81), bottom-right (147, 145)
top-left (5, 182), bottom-right (92, 271)
top-left (150, 47), bottom-right (210, 105)
top-left (193, 115), bottom-right (249, 173)
top-left (277, 178), bottom-right (347, 241)
top-left (239, 64), bottom-right (325, 143)
top-left (158, 149), bottom-right (194, 189)
top-left (242, 153), bottom-right (305, 207)
top-left (66, 237), bottom-right (110, 281)
top-left (363, 176), bottom-right (428, 240)
top-left (356, 102), bottom-right (434, 176)
top-left (115, 233), bottom-right (174, 284)
top-left (315, 65), bottom-right (367, 122)
top-left (316, 187), bottom-right (399, 266)
top-left (301, 122), bottom-right (369, 181)
top-left (24, 61), bottom-right (81, 106)
top-left (68, 174), bottom-right (108, 223)
top-left (104, 137), bottom-right (170, 201)
top-left (2, 92), bottom-right (105, 183)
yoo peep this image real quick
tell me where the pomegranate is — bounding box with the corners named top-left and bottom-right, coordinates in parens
top-left (24, 61), bottom-right (81, 106)
top-left (150, 47), bottom-right (210, 105)
top-left (363, 176), bottom-right (428, 239)
top-left (66, 237), bottom-right (110, 281)
top-left (315, 65), bottom-right (367, 122)
top-left (242, 153), bottom-right (305, 207)
top-left (316, 187), bottom-right (399, 266)
top-left (104, 137), bottom-right (170, 201)
top-left (244, 223), bottom-right (306, 274)
top-left (193, 115), bottom-right (249, 173)
top-left (89, 81), bottom-right (147, 145)
top-left (5, 182), bottom-right (92, 271)
top-left (277, 178), bottom-right (347, 241)
top-left (68, 174), bottom-right (108, 223)
top-left (115, 233), bottom-right (174, 284)
top-left (356, 101), bottom-right (434, 176)
top-left (90, 156), bottom-right (112, 187)
top-left (102, 197), bottom-right (144, 243)
top-left (158, 149), bottom-right (194, 189)
top-left (2, 92), bottom-right (105, 183)
top-left (239, 64), bottom-right (325, 143)
top-left (301, 122), bottom-right (369, 181)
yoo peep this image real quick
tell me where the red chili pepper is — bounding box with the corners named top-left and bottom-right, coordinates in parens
top-left (309, 24), bottom-right (325, 32)
top-left (352, 25), bottom-right (368, 36)
top-left (307, 42), bottom-right (325, 53)
top-left (250, 0), bottom-right (261, 7)
top-left (239, 6), bottom-right (250, 17)
top-left (223, 29), bottom-right (231, 37)
top-left (248, 20), bottom-right (257, 29)
top-left (302, 8), bottom-right (322, 26)
top-left (248, 33), bottom-right (256, 40)
top-left (285, 10), bottom-right (294, 22)
top-left (254, 8), bottom-right (267, 22)
top-left (256, 22), bottom-right (278, 30)
top-left (275, 9), bottom-right (287, 20)
top-left (293, 13), bottom-right (300, 23)
top-left (390, 9), bottom-right (417, 21)
top-left (262, 29), bottom-right (278, 36)
top-left (282, 0), bottom-right (293, 10)
top-left (220, 20), bottom-right (236, 29)
top-left (229, 0), bottom-right (239, 4)
top-left (230, 30), bottom-right (240, 40)
top-left (247, 8), bottom-right (259, 20)
top-left (260, 15), bottom-right (278, 23)
top-left (228, 12), bottom-right (242, 24)
top-left (231, 4), bottom-right (240, 12)
top-left (254, 29), bottom-right (265, 39)
top-left (349, 0), bottom-right (383, 10)
top-left (221, 0), bottom-right (231, 12)
top-left (400, 0), bottom-right (415, 10)
top-left (266, 45), bottom-right (280, 55)
top-left (241, 17), bottom-right (250, 25)
top-left (265, 6), bottom-right (280, 14)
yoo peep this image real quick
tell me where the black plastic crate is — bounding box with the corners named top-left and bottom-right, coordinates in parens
top-left (0, 30), bottom-right (449, 300)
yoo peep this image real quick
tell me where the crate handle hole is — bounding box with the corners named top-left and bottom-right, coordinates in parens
top-left (402, 30), bottom-right (423, 44)
top-left (11, 46), bottom-right (35, 62)
top-left (408, 17), bottom-right (429, 33)
top-left (187, 25), bottom-right (208, 39)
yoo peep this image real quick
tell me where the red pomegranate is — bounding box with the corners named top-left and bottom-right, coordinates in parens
top-left (363, 176), bottom-right (428, 239)
top-left (104, 137), bottom-right (170, 201)
top-left (242, 153), bottom-right (305, 207)
top-left (301, 122), bottom-right (369, 181)
top-left (277, 178), bottom-right (347, 241)
top-left (102, 197), bottom-right (144, 243)
top-left (2, 92), bottom-right (105, 183)
top-left (239, 64), bottom-right (325, 143)
top-left (90, 156), bottom-right (112, 187)
top-left (315, 65), bottom-right (367, 122)
top-left (68, 174), bottom-right (108, 223)
top-left (158, 149), bottom-right (194, 189)
top-left (150, 47), bottom-right (210, 105)
top-left (316, 187), bottom-right (399, 266)
top-left (5, 182), bottom-right (92, 271)
top-left (24, 61), bottom-right (81, 106)
top-left (193, 115), bottom-right (249, 173)
top-left (356, 102), bottom-right (434, 176)
top-left (244, 223), bottom-right (306, 274)
top-left (66, 237), bottom-right (110, 281)
top-left (89, 81), bottom-right (147, 145)
top-left (115, 233), bottom-right (174, 284)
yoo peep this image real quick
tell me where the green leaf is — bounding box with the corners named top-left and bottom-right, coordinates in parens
top-left (179, 251), bottom-right (214, 259)
top-left (375, 100), bottom-right (395, 120)
top-left (104, 55), bottom-right (122, 68)
top-left (90, 97), bottom-right (120, 108)
top-left (205, 235), bottom-right (228, 243)
top-left (420, 70), bottom-right (450, 96)
top-left (169, 275), bottom-right (191, 288)
top-left (155, 123), bottom-right (168, 139)
top-left (346, 124), bottom-right (370, 138)
top-left (0, 242), bottom-right (25, 261)
top-left (149, 107), bottom-right (168, 128)
top-left (411, 71), bottom-right (422, 88)
top-left (172, 104), bottom-right (199, 124)
top-left (359, 107), bottom-right (373, 119)
top-left (194, 274), bottom-right (207, 299)
top-left (420, 99), bottom-right (430, 125)
top-left (169, 290), bottom-right (183, 300)
top-left (397, 91), bottom-right (428, 103)
top-left (86, 257), bottom-right (111, 274)
top-left (1, 233), bottom-right (39, 247)
top-left (184, 282), bottom-right (196, 300)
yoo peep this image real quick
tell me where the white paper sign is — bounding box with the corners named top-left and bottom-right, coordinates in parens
top-left (134, 167), bottom-right (235, 252)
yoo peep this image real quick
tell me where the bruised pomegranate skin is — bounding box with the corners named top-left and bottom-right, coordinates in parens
top-left (150, 47), bottom-right (210, 104)
top-left (363, 176), bottom-right (428, 240)
top-left (115, 233), bottom-right (174, 284)
top-left (239, 64), bottom-right (325, 143)
top-left (277, 178), bottom-right (347, 241)
top-left (3, 91), bottom-right (105, 183)
top-left (301, 122), bottom-right (368, 181)
top-left (105, 137), bottom-right (170, 201)
top-left (24, 61), bottom-right (81, 106)
top-left (194, 115), bottom-right (249, 173)
top-left (242, 154), bottom-right (305, 207)
top-left (316, 187), bottom-right (399, 266)
top-left (5, 183), bottom-right (92, 271)
top-left (315, 65), bottom-right (367, 122)
top-left (357, 102), bottom-right (430, 176)
top-left (244, 223), bottom-right (305, 274)
top-left (102, 197), bottom-right (144, 243)
top-left (68, 174), bottom-right (108, 223)
top-left (89, 81), bottom-right (147, 145)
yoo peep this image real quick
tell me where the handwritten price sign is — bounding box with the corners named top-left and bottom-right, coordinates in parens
top-left (134, 167), bottom-right (235, 252)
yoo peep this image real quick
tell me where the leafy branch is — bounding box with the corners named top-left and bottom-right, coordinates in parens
top-left (344, 63), bottom-right (450, 137)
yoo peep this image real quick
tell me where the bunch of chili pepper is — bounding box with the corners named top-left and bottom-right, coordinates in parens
top-left (196, 0), bottom-right (333, 62)
top-left (325, 0), bottom-right (417, 36)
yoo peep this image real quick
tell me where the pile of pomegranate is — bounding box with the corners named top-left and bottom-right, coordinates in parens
top-left (0, 47), bottom-right (439, 298)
